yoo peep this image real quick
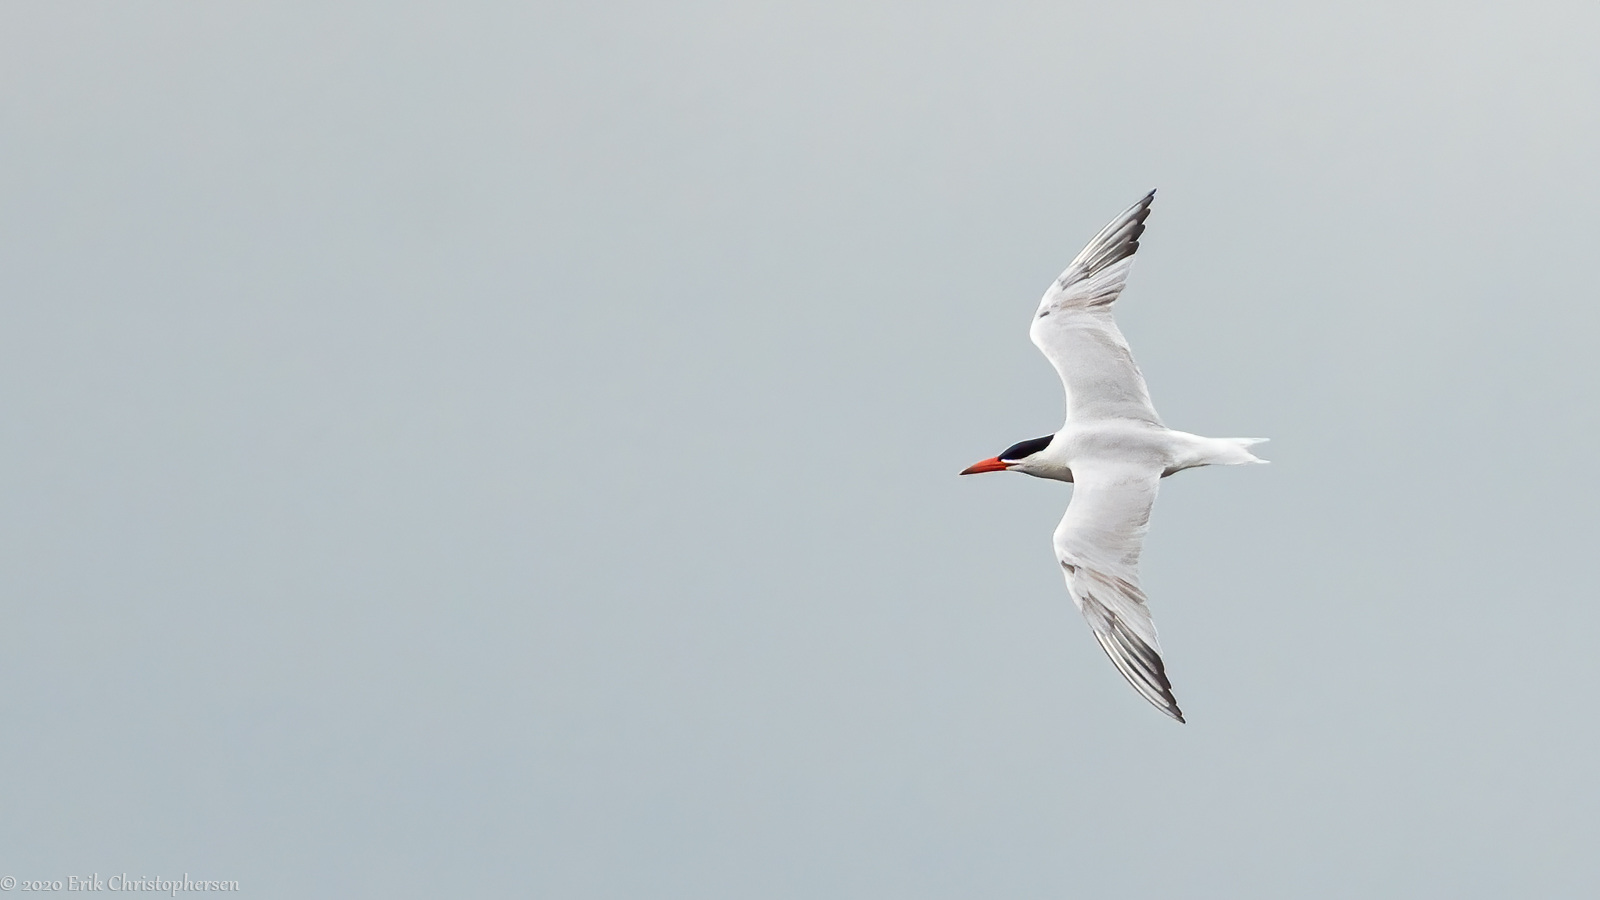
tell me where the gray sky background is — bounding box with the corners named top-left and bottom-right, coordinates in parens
top-left (3, 2), bottom-right (1599, 897)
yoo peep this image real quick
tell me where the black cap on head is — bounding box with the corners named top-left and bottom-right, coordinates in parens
top-left (999, 435), bottom-right (1053, 462)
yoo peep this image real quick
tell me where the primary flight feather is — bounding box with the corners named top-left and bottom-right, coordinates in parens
top-left (961, 191), bottom-right (1267, 722)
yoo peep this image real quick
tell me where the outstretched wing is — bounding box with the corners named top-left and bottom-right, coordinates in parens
top-left (1054, 460), bottom-right (1183, 722)
top-left (1029, 191), bottom-right (1161, 426)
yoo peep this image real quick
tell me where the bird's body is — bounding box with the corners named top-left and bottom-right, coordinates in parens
top-left (1009, 420), bottom-right (1262, 484)
top-left (961, 191), bottom-right (1266, 723)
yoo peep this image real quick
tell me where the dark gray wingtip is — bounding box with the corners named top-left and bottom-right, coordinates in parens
top-left (1065, 190), bottom-right (1158, 288)
top-left (1081, 588), bottom-right (1185, 723)
top-left (1092, 627), bottom-right (1185, 723)
top-left (1111, 190), bottom-right (1157, 267)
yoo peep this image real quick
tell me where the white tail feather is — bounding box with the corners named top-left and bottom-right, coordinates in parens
top-left (1224, 437), bottom-right (1270, 464)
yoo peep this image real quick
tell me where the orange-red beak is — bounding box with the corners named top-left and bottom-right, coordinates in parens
top-left (959, 456), bottom-right (1010, 475)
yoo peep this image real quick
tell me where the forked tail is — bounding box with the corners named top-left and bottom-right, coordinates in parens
top-left (1222, 437), bottom-right (1270, 464)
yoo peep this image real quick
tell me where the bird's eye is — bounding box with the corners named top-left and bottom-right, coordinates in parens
top-left (999, 435), bottom-right (1053, 462)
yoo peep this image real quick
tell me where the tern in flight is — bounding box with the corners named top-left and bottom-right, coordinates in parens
top-left (961, 191), bottom-right (1266, 722)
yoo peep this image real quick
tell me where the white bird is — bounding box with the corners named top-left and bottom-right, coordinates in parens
top-left (960, 191), bottom-right (1266, 722)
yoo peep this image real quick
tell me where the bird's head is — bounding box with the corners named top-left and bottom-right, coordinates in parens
top-left (960, 434), bottom-right (1058, 477)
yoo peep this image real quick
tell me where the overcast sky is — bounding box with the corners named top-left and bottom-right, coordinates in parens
top-left (3, 2), bottom-right (1599, 898)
